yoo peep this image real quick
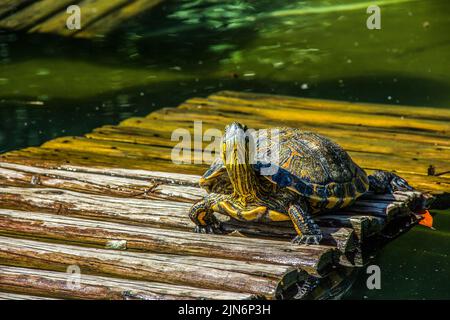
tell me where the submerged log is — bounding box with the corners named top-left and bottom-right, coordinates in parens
top-left (0, 266), bottom-right (254, 300)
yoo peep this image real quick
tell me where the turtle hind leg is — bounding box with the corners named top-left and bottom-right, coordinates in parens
top-left (368, 170), bottom-right (414, 194)
top-left (189, 194), bottom-right (222, 234)
top-left (288, 202), bottom-right (323, 245)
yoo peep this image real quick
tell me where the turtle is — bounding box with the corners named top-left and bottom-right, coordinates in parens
top-left (189, 122), bottom-right (413, 245)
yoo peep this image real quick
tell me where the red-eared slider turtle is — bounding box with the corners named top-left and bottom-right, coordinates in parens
top-left (189, 122), bottom-right (413, 244)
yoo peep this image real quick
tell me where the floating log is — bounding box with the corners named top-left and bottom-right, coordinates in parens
top-left (0, 266), bottom-right (254, 300)
top-left (0, 236), bottom-right (306, 298)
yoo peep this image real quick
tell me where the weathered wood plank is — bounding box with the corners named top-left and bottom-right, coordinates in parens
top-left (0, 146), bottom-right (202, 174)
top-left (0, 266), bottom-right (254, 300)
top-left (0, 185), bottom-right (195, 229)
top-left (154, 103), bottom-right (450, 139)
top-left (0, 209), bottom-right (335, 274)
top-left (143, 108), bottom-right (449, 178)
top-left (18, 133), bottom-right (449, 191)
top-left (87, 122), bottom-right (450, 163)
top-left (0, 236), bottom-right (304, 298)
top-left (0, 162), bottom-right (202, 202)
top-left (1, 137), bottom-right (447, 195)
top-left (0, 162), bottom-right (421, 220)
top-left (209, 91), bottom-right (450, 123)
top-left (0, 0), bottom-right (36, 18)
top-left (0, 160), bottom-right (425, 245)
top-left (0, 0), bottom-right (78, 30)
top-left (30, 0), bottom-right (131, 36)
top-left (0, 182), bottom-right (397, 252)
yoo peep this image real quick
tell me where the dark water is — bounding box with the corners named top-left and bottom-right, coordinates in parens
top-left (0, 0), bottom-right (449, 299)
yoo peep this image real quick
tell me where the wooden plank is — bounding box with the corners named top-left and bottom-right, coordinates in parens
top-left (88, 122), bottom-right (450, 163)
top-left (0, 146), bottom-right (202, 174)
top-left (143, 108), bottom-right (449, 177)
top-left (0, 236), bottom-right (305, 298)
top-left (208, 91), bottom-right (450, 123)
top-left (76, 0), bottom-right (164, 38)
top-left (0, 161), bottom-right (203, 203)
top-left (21, 133), bottom-right (449, 191)
top-left (0, 0), bottom-right (79, 30)
top-left (0, 182), bottom-right (385, 250)
top-left (0, 266), bottom-right (254, 300)
top-left (0, 209), bottom-right (335, 274)
top-left (0, 185), bottom-right (195, 229)
top-left (0, 161), bottom-right (426, 244)
top-left (0, 162), bottom-right (421, 220)
top-left (30, 0), bottom-right (131, 36)
top-left (2, 140), bottom-right (447, 195)
top-left (0, 0), bottom-right (36, 18)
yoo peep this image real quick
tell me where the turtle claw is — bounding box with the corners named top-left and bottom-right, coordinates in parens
top-left (193, 224), bottom-right (222, 234)
top-left (292, 234), bottom-right (323, 245)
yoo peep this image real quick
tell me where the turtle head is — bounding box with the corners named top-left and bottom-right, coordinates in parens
top-left (221, 122), bottom-right (260, 204)
top-left (221, 122), bottom-right (250, 166)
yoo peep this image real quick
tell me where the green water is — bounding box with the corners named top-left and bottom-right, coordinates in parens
top-left (0, 0), bottom-right (449, 299)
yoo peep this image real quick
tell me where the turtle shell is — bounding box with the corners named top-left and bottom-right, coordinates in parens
top-left (253, 128), bottom-right (369, 211)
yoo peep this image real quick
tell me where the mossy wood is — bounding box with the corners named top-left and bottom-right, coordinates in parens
top-left (0, 90), bottom-right (444, 299)
top-left (0, 0), bottom-right (165, 38)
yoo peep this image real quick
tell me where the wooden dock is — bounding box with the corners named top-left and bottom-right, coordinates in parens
top-left (0, 0), bottom-right (164, 38)
top-left (0, 91), bottom-right (446, 300)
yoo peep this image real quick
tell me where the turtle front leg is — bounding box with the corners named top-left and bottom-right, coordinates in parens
top-left (189, 194), bottom-right (222, 234)
top-left (369, 170), bottom-right (413, 194)
top-left (288, 202), bottom-right (323, 245)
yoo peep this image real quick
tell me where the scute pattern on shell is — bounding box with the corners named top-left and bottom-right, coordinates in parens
top-left (253, 127), bottom-right (369, 209)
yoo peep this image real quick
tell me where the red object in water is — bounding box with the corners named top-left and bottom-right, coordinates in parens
top-left (418, 210), bottom-right (434, 229)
